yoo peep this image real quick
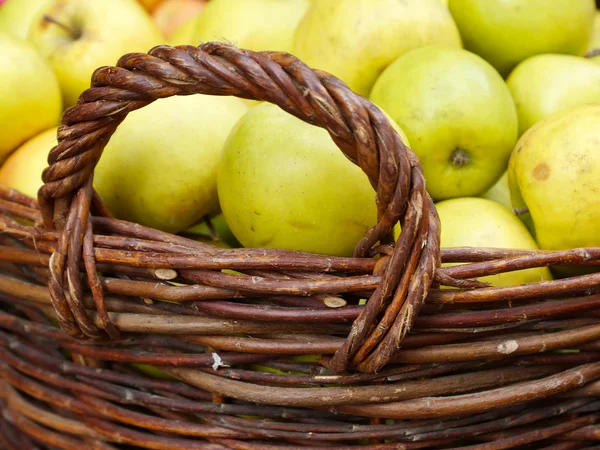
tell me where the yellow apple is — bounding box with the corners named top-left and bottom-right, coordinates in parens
top-left (508, 104), bottom-right (600, 253)
top-left (293, 0), bottom-right (461, 97)
top-left (448, 0), bottom-right (595, 77)
top-left (152, 0), bottom-right (206, 39)
top-left (587, 11), bottom-right (600, 53)
top-left (28, 0), bottom-right (164, 107)
top-left (217, 103), bottom-right (410, 257)
top-left (94, 95), bottom-right (247, 234)
top-left (481, 171), bottom-right (511, 211)
top-left (0, 33), bottom-right (61, 163)
top-left (370, 45), bottom-right (518, 201)
top-left (437, 197), bottom-right (552, 287)
top-left (507, 54), bottom-right (600, 136)
top-left (187, 0), bottom-right (309, 52)
top-left (0, 127), bottom-right (57, 198)
top-left (0, 0), bottom-right (50, 39)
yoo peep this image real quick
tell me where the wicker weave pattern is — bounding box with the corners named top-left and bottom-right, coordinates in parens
top-left (0, 43), bottom-right (600, 448)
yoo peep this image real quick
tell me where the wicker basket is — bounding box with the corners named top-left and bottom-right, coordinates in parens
top-left (1, 43), bottom-right (599, 449)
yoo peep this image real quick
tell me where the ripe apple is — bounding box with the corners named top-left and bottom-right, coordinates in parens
top-left (0, 127), bottom-right (57, 198)
top-left (0, 33), bottom-right (61, 163)
top-left (507, 55), bottom-right (600, 136)
top-left (136, 0), bottom-right (163, 12)
top-left (448, 0), bottom-right (595, 77)
top-left (370, 45), bottom-right (518, 201)
top-left (0, 0), bottom-right (50, 39)
top-left (293, 0), bottom-right (461, 97)
top-left (587, 11), bottom-right (600, 53)
top-left (187, 0), bottom-right (309, 52)
top-left (217, 103), bottom-right (410, 257)
top-left (168, 11), bottom-right (201, 45)
top-left (94, 95), bottom-right (247, 234)
top-left (28, 0), bottom-right (163, 107)
top-left (508, 104), bottom-right (600, 256)
top-left (481, 171), bottom-right (511, 211)
top-left (437, 197), bottom-right (552, 287)
top-left (152, 0), bottom-right (206, 39)
top-left (184, 213), bottom-right (241, 248)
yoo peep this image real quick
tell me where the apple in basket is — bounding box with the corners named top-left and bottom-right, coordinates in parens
top-left (370, 45), bottom-right (518, 201)
top-left (217, 102), bottom-right (410, 257)
top-left (447, 0), bottom-right (595, 77)
top-left (93, 95), bottom-right (247, 234)
top-left (182, 0), bottom-right (309, 53)
top-left (0, 0), bottom-right (50, 39)
top-left (506, 54), bottom-right (600, 136)
top-left (508, 104), bottom-right (600, 276)
top-left (436, 197), bottom-right (552, 287)
top-left (27, 0), bottom-right (163, 107)
top-left (293, 0), bottom-right (461, 97)
top-left (0, 127), bottom-right (58, 199)
top-left (0, 33), bottom-right (62, 164)
top-left (151, 0), bottom-right (207, 39)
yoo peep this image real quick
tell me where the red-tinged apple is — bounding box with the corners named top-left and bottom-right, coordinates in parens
top-left (0, 127), bottom-right (57, 198)
top-left (152, 0), bottom-right (206, 38)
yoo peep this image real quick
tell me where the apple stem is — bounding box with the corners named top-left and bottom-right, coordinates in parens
top-left (584, 48), bottom-right (600, 59)
top-left (513, 207), bottom-right (530, 216)
top-left (43, 15), bottom-right (81, 40)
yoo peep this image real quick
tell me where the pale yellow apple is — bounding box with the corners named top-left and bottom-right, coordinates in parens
top-left (187, 0), bottom-right (309, 52)
top-left (152, 0), bottom-right (206, 38)
top-left (217, 103), bottom-right (410, 257)
top-left (507, 54), bottom-right (600, 135)
top-left (0, 0), bottom-right (50, 39)
top-left (0, 127), bottom-right (57, 198)
top-left (28, 0), bottom-right (164, 107)
top-left (370, 45), bottom-right (518, 200)
top-left (0, 33), bottom-right (61, 163)
top-left (293, 0), bottom-right (461, 97)
top-left (508, 104), bottom-right (600, 253)
top-left (587, 11), bottom-right (600, 53)
top-left (481, 171), bottom-right (511, 211)
top-left (448, 0), bottom-right (595, 77)
top-left (437, 197), bottom-right (552, 287)
top-left (94, 95), bottom-right (247, 234)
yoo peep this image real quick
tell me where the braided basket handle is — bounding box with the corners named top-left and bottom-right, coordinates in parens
top-left (38, 43), bottom-right (441, 373)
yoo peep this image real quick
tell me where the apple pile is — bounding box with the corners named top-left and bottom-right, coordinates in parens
top-left (0, 0), bottom-right (599, 289)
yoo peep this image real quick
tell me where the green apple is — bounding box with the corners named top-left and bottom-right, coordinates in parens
top-left (217, 103), bottom-right (409, 257)
top-left (437, 197), bottom-right (552, 287)
top-left (0, 126), bottom-right (57, 198)
top-left (184, 213), bottom-right (241, 248)
top-left (94, 95), bottom-right (247, 234)
top-left (448, 0), bottom-right (595, 77)
top-left (293, 0), bottom-right (461, 97)
top-left (28, 0), bottom-right (163, 107)
top-left (0, 33), bottom-right (61, 163)
top-left (186, 0), bottom-right (309, 52)
top-left (0, 0), bottom-right (50, 39)
top-left (370, 45), bottom-right (518, 201)
top-left (507, 54), bottom-right (600, 136)
top-left (481, 171), bottom-right (511, 211)
top-left (508, 104), bottom-right (600, 254)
